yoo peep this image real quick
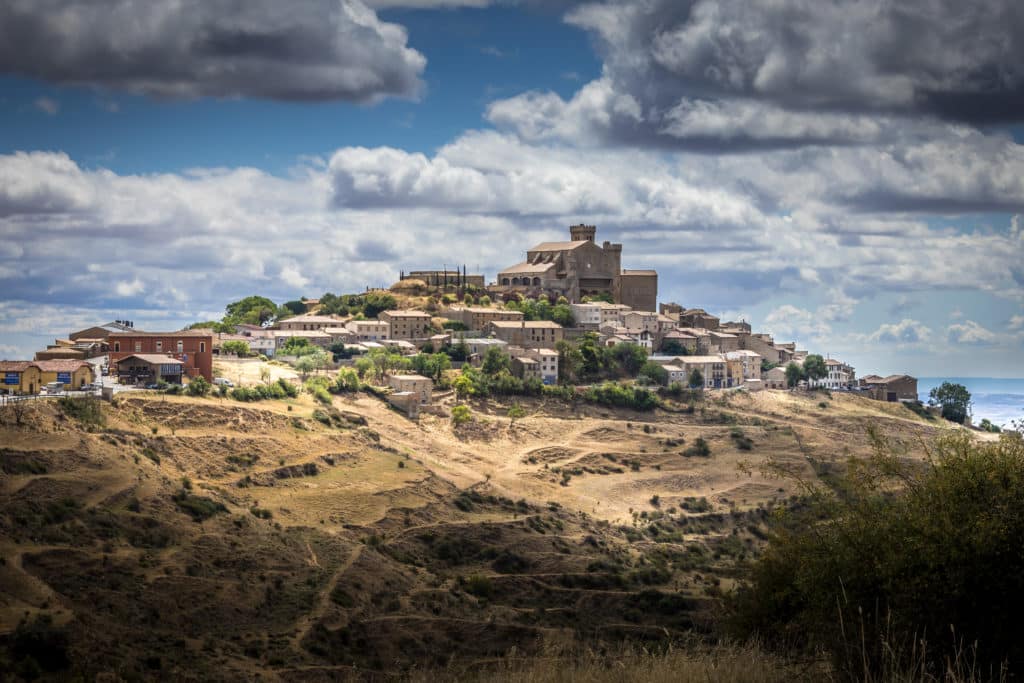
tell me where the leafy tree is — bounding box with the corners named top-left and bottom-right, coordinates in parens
top-left (761, 359), bottom-right (779, 373)
top-left (281, 337), bottom-right (316, 357)
top-left (451, 404), bottom-right (472, 426)
top-left (638, 360), bottom-right (669, 386)
top-left (688, 368), bottom-right (705, 389)
top-left (441, 320), bottom-right (468, 331)
top-left (729, 431), bottom-right (1024, 678)
top-left (281, 300), bottom-right (307, 316)
top-left (802, 354), bottom-right (828, 383)
top-left (225, 296), bottom-right (278, 326)
top-left (411, 352), bottom-right (451, 381)
top-left (451, 373), bottom-right (476, 401)
top-left (928, 381), bottom-right (972, 424)
top-left (785, 362), bottom-right (804, 388)
top-left (979, 418), bottom-right (1001, 433)
top-left (555, 339), bottom-right (583, 384)
top-left (661, 339), bottom-right (690, 356)
top-left (478, 295), bottom-right (491, 306)
top-left (551, 303), bottom-right (574, 327)
top-left (221, 340), bottom-right (250, 357)
top-left (188, 320), bottom-right (235, 333)
top-left (185, 376), bottom-right (211, 397)
top-left (578, 333), bottom-right (614, 380)
top-left (481, 346), bottom-right (511, 376)
top-left (611, 342), bottom-right (647, 377)
top-left (354, 357), bottom-right (374, 379)
top-left (463, 293), bottom-right (474, 305)
top-left (329, 341), bottom-right (354, 362)
top-left (294, 355), bottom-right (317, 380)
top-left (334, 368), bottom-right (361, 393)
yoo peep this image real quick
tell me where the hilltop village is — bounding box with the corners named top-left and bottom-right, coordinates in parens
top-left (2, 224), bottom-right (917, 407)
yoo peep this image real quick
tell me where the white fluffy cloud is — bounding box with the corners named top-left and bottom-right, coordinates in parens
top-left (947, 320), bottom-right (999, 345)
top-left (0, 0), bottom-right (426, 102)
top-left (762, 305), bottom-right (832, 343)
top-left (866, 319), bottom-right (933, 346)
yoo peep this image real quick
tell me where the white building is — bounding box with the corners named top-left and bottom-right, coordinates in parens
top-left (810, 358), bottom-right (856, 390)
top-left (725, 349), bottom-right (763, 382)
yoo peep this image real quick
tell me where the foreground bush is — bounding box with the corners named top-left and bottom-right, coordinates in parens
top-left (728, 430), bottom-right (1024, 678)
top-left (582, 382), bottom-right (659, 411)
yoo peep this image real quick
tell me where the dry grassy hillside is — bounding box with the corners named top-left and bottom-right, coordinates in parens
top-left (0, 388), bottom-right (950, 680)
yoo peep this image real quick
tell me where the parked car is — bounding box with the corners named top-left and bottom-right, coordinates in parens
top-left (213, 378), bottom-right (234, 387)
top-left (145, 383), bottom-right (160, 390)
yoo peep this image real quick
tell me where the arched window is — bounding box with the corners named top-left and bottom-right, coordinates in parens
top-left (532, 277), bottom-right (541, 286)
top-left (501, 278), bottom-right (510, 286)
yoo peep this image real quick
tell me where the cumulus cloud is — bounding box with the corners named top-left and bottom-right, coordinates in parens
top-left (0, 0), bottom-right (426, 102)
top-left (568, 0), bottom-right (1024, 125)
top-left (947, 320), bottom-right (998, 345)
top-left (762, 305), bottom-right (831, 342)
top-left (866, 319), bottom-right (932, 345)
top-left (1009, 314), bottom-right (1024, 330)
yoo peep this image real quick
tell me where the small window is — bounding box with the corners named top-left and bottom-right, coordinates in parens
top-left (200, 342), bottom-right (206, 353)
top-left (156, 341), bottom-right (162, 351)
top-left (114, 342), bottom-right (120, 352)
top-left (134, 342), bottom-right (142, 352)
top-left (177, 340), bottom-right (183, 353)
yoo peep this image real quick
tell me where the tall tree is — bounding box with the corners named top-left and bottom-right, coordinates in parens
top-left (224, 296), bottom-right (278, 326)
top-left (928, 381), bottom-right (972, 424)
top-left (785, 362), bottom-right (804, 388)
top-left (802, 354), bottom-right (828, 383)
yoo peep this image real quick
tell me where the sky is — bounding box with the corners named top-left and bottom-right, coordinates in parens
top-left (1, 0), bottom-right (1023, 378)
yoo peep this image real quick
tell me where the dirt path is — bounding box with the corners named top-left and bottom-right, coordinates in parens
top-left (290, 542), bottom-right (364, 654)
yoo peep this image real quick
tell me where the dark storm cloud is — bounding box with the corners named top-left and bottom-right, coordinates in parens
top-left (0, 0), bottom-right (426, 102)
top-left (568, 0), bottom-right (1024, 125)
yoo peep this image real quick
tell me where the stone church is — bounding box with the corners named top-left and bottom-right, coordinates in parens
top-left (497, 224), bottom-right (658, 311)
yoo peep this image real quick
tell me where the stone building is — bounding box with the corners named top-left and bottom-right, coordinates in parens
top-left (496, 224), bottom-right (657, 310)
top-left (444, 305), bottom-right (523, 331)
top-left (489, 320), bottom-right (564, 349)
top-left (387, 374), bottom-right (433, 403)
top-left (378, 310), bottom-right (432, 340)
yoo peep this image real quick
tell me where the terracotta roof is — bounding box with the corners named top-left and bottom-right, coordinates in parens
top-left (527, 241), bottom-right (589, 252)
top-left (33, 360), bottom-right (91, 372)
top-left (498, 261), bottom-right (556, 274)
top-left (277, 314), bottom-right (342, 324)
top-left (491, 320), bottom-right (563, 329)
top-left (380, 310), bottom-right (431, 318)
top-left (109, 330), bottom-right (212, 338)
top-left (121, 354), bottom-right (184, 365)
top-left (879, 374), bottom-right (915, 383)
top-left (1, 360), bottom-right (91, 372)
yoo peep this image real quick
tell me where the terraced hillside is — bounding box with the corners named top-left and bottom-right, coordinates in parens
top-left (0, 388), bottom-right (949, 680)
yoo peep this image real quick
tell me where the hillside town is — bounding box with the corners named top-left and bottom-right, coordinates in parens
top-left (2, 224), bottom-right (918, 408)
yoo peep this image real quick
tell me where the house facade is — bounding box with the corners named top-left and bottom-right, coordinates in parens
top-left (108, 331), bottom-right (213, 381)
top-left (379, 310), bottom-right (432, 340)
top-left (0, 360), bottom-right (95, 394)
top-left (388, 374), bottom-right (433, 403)
top-left (489, 320), bottom-right (564, 349)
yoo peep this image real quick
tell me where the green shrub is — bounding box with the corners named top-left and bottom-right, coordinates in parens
top-left (172, 491), bottom-right (226, 522)
top-left (56, 396), bottom-right (104, 426)
top-left (582, 381), bottom-right (659, 411)
top-left (683, 437), bottom-right (711, 457)
top-left (185, 376), bottom-right (211, 396)
top-left (463, 574), bottom-right (493, 598)
top-left (730, 428), bottom-right (754, 451)
top-left (728, 431), bottom-right (1024, 678)
top-left (451, 404), bottom-right (472, 426)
